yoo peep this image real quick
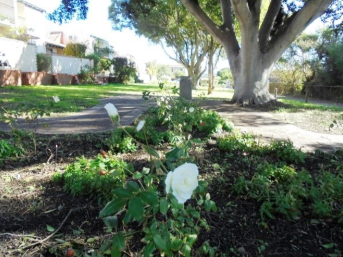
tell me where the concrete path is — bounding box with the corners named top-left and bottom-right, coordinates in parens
top-left (0, 95), bottom-right (153, 134)
top-left (202, 100), bottom-right (343, 153)
top-left (0, 94), bottom-right (342, 153)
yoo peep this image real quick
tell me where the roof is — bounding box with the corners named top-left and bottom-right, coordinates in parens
top-left (45, 39), bottom-right (65, 49)
top-left (17, 0), bottom-right (45, 13)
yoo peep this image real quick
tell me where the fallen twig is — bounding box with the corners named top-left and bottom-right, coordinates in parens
top-left (0, 233), bottom-right (41, 239)
top-left (22, 203), bottom-right (91, 250)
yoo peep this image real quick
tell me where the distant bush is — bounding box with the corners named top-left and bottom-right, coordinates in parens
top-left (63, 43), bottom-right (87, 58)
top-left (36, 54), bottom-right (52, 72)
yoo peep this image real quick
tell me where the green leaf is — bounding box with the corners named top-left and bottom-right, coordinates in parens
top-left (87, 237), bottom-right (95, 243)
top-left (165, 147), bottom-right (186, 162)
top-left (103, 216), bottom-right (118, 232)
top-left (171, 238), bottom-right (183, 251)
top-left (46, 225), bottom-right (55, 232)
top-left (322, 243), bottom-right (335, 249)
top-left (128, 197), bottom-right (144, 221)
top-left (126, 181), bottom-right (140, 193)
top-left (112, 187), bottom-right (132, 198)
top-left (153, 234), bottom-right (167, 251)
top-left (181, 244), bottom-right (191, 257)
top-left (133, 172), bottom-right (143, 179)
top-left (144, 242), bottom-right (155, 257)
top-left (144, 146), bottom-right (160, 158)
top-left (99, 198), bottom-right (126, 218)
top-left (160, 197), bottom-right (168, 215)
top-left (187, 234), bottom-right (197, 247)
top-left (111, 247), bottom-right (121, 257)
top-left (113, 233), bottom-right (125, 250)
top-left (139, 191), bottom-right (158, 206)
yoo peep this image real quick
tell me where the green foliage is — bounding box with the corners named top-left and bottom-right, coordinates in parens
top-left (103, 128), bottom-right (137, 153)
top-left (112, 57), bottom-right (137, 84)
top-left (78, 65), bottom-right (96, 84)
top-left (0, 139), bottom-right (24, 165)
top-left (267, 140), bottom-right (305, 164)
top-left (217, 132), bottom-right (266, 154)
top-left (233, 162), bottom-right (343, 221)
top-left (218, 134), bottom-right (305, 164)
top-left (63, 42), bottom-right (87, 58)
top-left (197, 110), bottom-right (233, 135)
top-left (36, 54), bottom-right (52, 72)
top-left (54, 155), bottom-right (132, 203)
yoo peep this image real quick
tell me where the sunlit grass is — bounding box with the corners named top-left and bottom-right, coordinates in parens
top-left (278, 99), bottom-right (343, 112)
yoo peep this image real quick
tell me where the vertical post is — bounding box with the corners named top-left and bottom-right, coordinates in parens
top-left (180, 76), bottom-right (192, 100)
top-left (274, 88), bottom-right (278, 99)
top-left (305, 88), bottom-right (309, 103)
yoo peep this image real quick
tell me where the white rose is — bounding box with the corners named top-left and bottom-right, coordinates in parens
top-left (165, 163), bottom-right (199, 204)
top-left (189, 107), bottom-right (195, 113)
top-left (104, 103), bottom-right (120, 123)
top-left (136, 120), bottom-right (145, 132)
top-left (52, 96), bottom-right (60, 102)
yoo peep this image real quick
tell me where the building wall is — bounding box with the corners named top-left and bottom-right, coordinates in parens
top-left (51, 54), bottom-right (92, 75)
top-left (0, 36), bottom-right (37, 72)
top-left (0, 0), bottom-right (15, 24)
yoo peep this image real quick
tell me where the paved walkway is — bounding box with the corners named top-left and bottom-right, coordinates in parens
top-left (0, 95), bottom-right (153, 134)
top-left (202, 100), bottom-right (343, 153)
top-left (0, 94), bottom-right (342, 153)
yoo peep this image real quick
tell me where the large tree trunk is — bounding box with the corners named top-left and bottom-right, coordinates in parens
top-left (226, 44), bottom-right (275, 104)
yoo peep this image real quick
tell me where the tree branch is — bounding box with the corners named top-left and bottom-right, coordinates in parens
top-left (259, 0), bottom-right (282, 51)
top-left (180, 0), bottom-right (225, 43)
top-left (231, 0), bottom-right (251, 26)
top-left (266, 0), bottom-right (333, 64)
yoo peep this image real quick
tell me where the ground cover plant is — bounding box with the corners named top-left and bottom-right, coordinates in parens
top-left (1, 87), bottom-right (343, 256)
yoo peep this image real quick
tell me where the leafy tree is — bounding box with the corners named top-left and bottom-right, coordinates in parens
top-left (36, 54), bottom-right (52, 72)
top-left (108, 0), bottom-right (214, 88)
top-left (275, 33), bottom-right (318, 94)
top-left (112, 57), bottom-right (137, 84)
top-left (63, 42), bottom-right (87, 58)
top-left (48, 0), bottom-right (340, 104)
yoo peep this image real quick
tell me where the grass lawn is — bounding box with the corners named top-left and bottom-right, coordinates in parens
top-left (0, 83), bottom-right (234, 115)
top-left (0, 84), bottom-right (161, 115)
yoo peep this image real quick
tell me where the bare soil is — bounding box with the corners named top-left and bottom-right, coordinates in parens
top-left (1, 131), bottom-right (343, 257)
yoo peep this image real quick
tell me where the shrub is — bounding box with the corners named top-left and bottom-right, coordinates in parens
top-left (103, 128), bottom-right (137, 153)
top-left (112, 57), bottom-right (137, 84)
top-left (53, 155), bottom-right (133, 203)
top-left (197, 110), bottom-right (233, 136)
top-left (36, 54), bottom-right (52, 72)
top-left (63, 42), bottom-right (87, 58)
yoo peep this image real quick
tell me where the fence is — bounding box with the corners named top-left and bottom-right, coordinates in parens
top-left (51, 54), bottom-right (92, 75)
top-left (0, 37), bottom-right (37, 72)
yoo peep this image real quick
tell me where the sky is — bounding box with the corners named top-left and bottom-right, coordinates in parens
top-left (25, 0), bottom-right (323, 71)
top-left (26, 0), bottom-right (180, 66)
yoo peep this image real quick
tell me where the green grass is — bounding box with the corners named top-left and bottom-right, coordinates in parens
top-left (0, 83), bottom-right (160, 115)
top-left (279, 99), bottom-right (343, 112)
top-left (0, 83), bottom-right (234, 115)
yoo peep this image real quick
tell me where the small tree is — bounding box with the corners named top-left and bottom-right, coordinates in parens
top-left (112, 57), bottom-right (137, 84)
top-left (36, 54), bottom-right (52, 72)
top-left (63, 43), bottom-right (87, 58)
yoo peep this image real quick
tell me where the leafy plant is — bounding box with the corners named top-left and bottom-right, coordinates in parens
top-left (36, 53), bottom-right (52, 72)
top-left (53, 155), bottom-right (133, 203)
top-left (103, 128), bottom-right (137, 153)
